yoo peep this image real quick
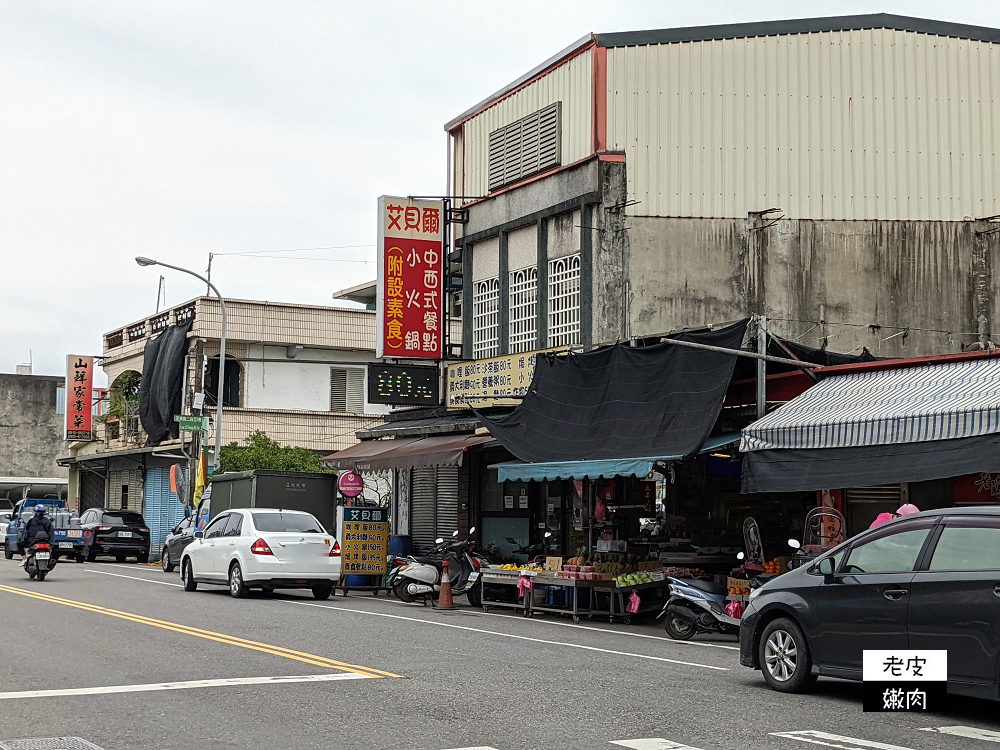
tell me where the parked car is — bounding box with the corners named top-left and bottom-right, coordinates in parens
top-left (162, 515), bottom-right (195, 572)
top-left (0, 511), bottom-right (11, 549)
top-left (79, 508), bottom-right (151, 563)
top-left (0, 499), bottom-right (14, 514)
top-left (740, 507), bottom-right (1000, 700)
top-left (179, 508), bottom-right (342, 600)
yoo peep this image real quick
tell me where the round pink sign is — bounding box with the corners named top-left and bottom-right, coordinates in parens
top-left (338, 471), bottom-right (364, 498)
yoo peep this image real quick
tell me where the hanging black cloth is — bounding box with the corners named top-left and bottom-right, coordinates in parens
top-left (139, 321), bottom-right (192, 446)
top-left (475, 318), bottom-right (749, 463)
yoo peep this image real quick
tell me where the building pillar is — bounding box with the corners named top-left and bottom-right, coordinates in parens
top-left (498, 231), bottom-right (509, 356)
top-left (536, 219), bottom-right (548, 349)
top-left (580, 203), bottom-right (593, 347)
top-left (462, 244), bottom-right (474, 360)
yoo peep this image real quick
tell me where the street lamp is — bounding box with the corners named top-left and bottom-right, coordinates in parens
top-left (136, 256), bottom-right (227, 473)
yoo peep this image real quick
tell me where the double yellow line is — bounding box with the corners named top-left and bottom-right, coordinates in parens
top-left (0, 584), bottom-right (399, 679)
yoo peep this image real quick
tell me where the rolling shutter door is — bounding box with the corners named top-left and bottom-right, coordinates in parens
top-left (144, 467), bottom-right (187, 560)
top-left (80, 472), bottom-right (105, 512)
top-left (845, 484), bottom-right (906, 536)
top-left (410, 467), bottom-right (437, 554)
top-left (436, 466), bottom-right (459, 539)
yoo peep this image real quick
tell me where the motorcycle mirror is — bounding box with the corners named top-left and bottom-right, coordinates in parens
top-left (452, 530), bottom-right (459, 538)
top-left (543, 531), bottom-right (552, 538)
top-left (788, 538), bottom-right (802, 550)
top-left (736, 551), bottom-right (745, 560)
top-left (469, 527), bottom-right (476, 534)
top-left (505, 537), bottom-right (517, 544)
top-left (435, 538), bottom-right (444, 544)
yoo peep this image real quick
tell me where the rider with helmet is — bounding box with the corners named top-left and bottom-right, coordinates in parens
top-left (19, 504), bottom-right (54, 558)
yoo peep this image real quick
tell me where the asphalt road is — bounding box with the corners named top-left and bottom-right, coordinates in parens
top-left (1, 557), bottom-right (998, 750)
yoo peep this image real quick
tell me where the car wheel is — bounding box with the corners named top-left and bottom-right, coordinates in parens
top-left (76, 553), bottom-right (86, 564)
top-left (393, 580), bottom-right (418, 603)
top-left (87, 548), bottom-right (97, 562)
top-left (229, 562), bottom-right (249, 598)
top-left (4, 547), bottom-right (12, 560)
top-left (137, 552), bottom-right (149, 564)
top-left (311, 584), bottom-right (333, 600)
top-left (115, 554), bottom-right (126, 563)
top-left (162, 549), bottom-right (175, 573)
top-left (665, 612), bottom-right (696, 640)
top-left (759, 617), bottom-right (817, 693)
top-left (182, 559), bottom-right (198, 592)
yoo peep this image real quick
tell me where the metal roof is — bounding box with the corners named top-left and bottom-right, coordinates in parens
top-left (446, 14), bottom-right (1000, 131)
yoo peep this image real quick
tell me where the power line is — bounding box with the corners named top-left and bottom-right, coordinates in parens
top-left (213, 244), bottom-right (375, 257)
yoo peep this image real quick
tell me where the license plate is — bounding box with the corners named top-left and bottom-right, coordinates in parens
top-left (118, 531), bottom-right (133, 538)
top-left (468, 572), bottom-right (480, 582)
top-left (59, 542), bottom-right (74, 549)
top-left (35, 552), bottom-right (50, 561)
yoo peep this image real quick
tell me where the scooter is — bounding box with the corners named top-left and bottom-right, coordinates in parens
top-left (657, 517), bottom-right (765, 640)
top-left (24, 531), bottom-right (54, 582)
top-left (393, 528), bottom-right (482, 606)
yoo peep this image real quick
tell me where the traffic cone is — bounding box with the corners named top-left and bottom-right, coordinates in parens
top-left (437, 560), bottom-right (455, 610)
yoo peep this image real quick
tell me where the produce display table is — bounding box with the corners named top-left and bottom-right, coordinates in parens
top-left (527, 574), bottom-right (594, 623)
top-left (480, 569), bottom-right (533, 616)
top-left (589, 578), bottom-right (673, 624)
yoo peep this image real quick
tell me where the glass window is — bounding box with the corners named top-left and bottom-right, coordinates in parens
top-left (204, 515), bottom-right (229, 539)
top-left (102, 513), bottom-right (144, 527)
top-left (929, 521), bottom-right (1000, 571)
top-left (843, 526), bottom-right (931, 574)
top-left (223, 514), bottom-right (243, 537)
top-left (251, 512), bottom-right (324, 534)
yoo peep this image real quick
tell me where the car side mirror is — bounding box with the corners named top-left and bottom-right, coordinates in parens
top-left (194, 530), bottom-right (204, 540)
top-left (816, 556), bottom-right (837, 583)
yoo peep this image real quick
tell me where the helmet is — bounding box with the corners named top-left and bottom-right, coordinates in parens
top-left (34, 504), bottom-right (46, 514)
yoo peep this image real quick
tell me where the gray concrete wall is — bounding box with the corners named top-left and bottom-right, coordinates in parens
top-left (0, 374), bottom-right (68, 478)
top-left (628, 216), bottom-right (999, 357)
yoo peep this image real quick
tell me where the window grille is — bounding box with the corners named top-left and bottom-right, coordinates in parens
top-left (508, 267), bottom-right (538, 354)
top-left (548, 255), bottom-right (581, 347)
top-left (488, 102), bottom-right (561, 192)
top-left (473, 278), bottom-right (500, 359)
top-left (106, 330), bottom-right (124, 349)
top-left (174, 304), bottom-right (196, 325)
top-left (330, 367), bottom-right (365, 414)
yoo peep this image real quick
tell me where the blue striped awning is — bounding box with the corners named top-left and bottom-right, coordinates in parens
top-left (492, 433), bottom-right (741, 482)
top-left (740, 358), bottom-right (1000, 452)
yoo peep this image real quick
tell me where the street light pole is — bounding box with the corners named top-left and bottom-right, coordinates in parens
top-left (136, 257), bottom-right (227, 473)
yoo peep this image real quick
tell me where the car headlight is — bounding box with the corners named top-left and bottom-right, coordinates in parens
top-left (748, 586), bottom-right (763, 601)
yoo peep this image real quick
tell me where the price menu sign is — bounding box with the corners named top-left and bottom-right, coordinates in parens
top-left (337, 506), bottom-right (389, 575)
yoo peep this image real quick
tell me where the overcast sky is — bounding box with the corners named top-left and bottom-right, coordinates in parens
top-left (2, 0), bottom-right (996, 382)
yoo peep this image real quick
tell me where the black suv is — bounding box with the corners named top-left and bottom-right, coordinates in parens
top-left (741, 507), bottom-right (1000, 701)
top-left (79, 508), bottom-right (151, 563)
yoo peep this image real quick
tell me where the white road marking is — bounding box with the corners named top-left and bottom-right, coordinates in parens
top-left (771, 731), bottom-right (916, 750)
top-left (289, 600), bottom-right (728, 671)
top-left (611, 739), bottom-right (707, 749)
top-left (480, 610), bottom-right (740, 651)
top-left (86, 569), bottom-right (181, 587)
top-left (0, 673), bottom-right (371, 700)
top-left (441, 747), bottom-right (501, 750)
top-left (80, 567), bottom-right (732, 669)
top-left (920, 726), bottom-right (1000, 742)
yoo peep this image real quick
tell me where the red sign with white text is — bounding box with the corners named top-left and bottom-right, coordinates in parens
top-left (65, 355), bottom-right (95, 441)
top-left (377, 196), bottom-right (444, 359)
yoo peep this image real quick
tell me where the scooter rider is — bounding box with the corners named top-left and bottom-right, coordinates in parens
top-left (20, 504), bottom-right (54, 559)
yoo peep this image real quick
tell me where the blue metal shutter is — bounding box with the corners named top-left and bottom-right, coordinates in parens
top-left (144, 467), bottom-right (187, 561)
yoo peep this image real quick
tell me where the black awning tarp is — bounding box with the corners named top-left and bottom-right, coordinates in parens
top-left (741, 433), bottom-right (1000, 493)
top-left (474, 319), bottom-right (749, 463)
top-left (139, 322), bottom-right (192, 446)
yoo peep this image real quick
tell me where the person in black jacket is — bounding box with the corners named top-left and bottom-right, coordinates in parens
top-left (19, 505), bottom-right (53, 558)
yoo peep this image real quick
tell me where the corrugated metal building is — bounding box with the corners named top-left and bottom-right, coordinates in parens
top-left (447, 14), bottom-right (1000, 359)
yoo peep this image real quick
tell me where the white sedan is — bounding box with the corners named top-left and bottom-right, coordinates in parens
top-left (179, 508), bottom-right (342, 599)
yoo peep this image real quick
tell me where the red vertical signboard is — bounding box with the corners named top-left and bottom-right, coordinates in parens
top-left (65, 355), bottom-right (95, 441)
top-left (377, 196), bottom-right (444, 359)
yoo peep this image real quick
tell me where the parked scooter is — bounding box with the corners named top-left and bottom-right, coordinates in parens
top-left (393, 528), bottom-right (482, 606)
top-left (505, 531), bottom-right (553, 563)
top-left (658, 517), bottom-right (765, 640)
top-left (24, 530), bottom-right (54, 582)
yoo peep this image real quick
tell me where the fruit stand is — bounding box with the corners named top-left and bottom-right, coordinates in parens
top-left (480, 564), bottom-right (543, 616)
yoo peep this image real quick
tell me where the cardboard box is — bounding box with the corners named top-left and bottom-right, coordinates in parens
top-left (727, 576), bottom-right (751, 591)
top-left (544, 556), bottom-right (563, 572)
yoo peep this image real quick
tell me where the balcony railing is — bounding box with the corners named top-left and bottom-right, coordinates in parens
top-left (106, 304), bottom-right (198, 351)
